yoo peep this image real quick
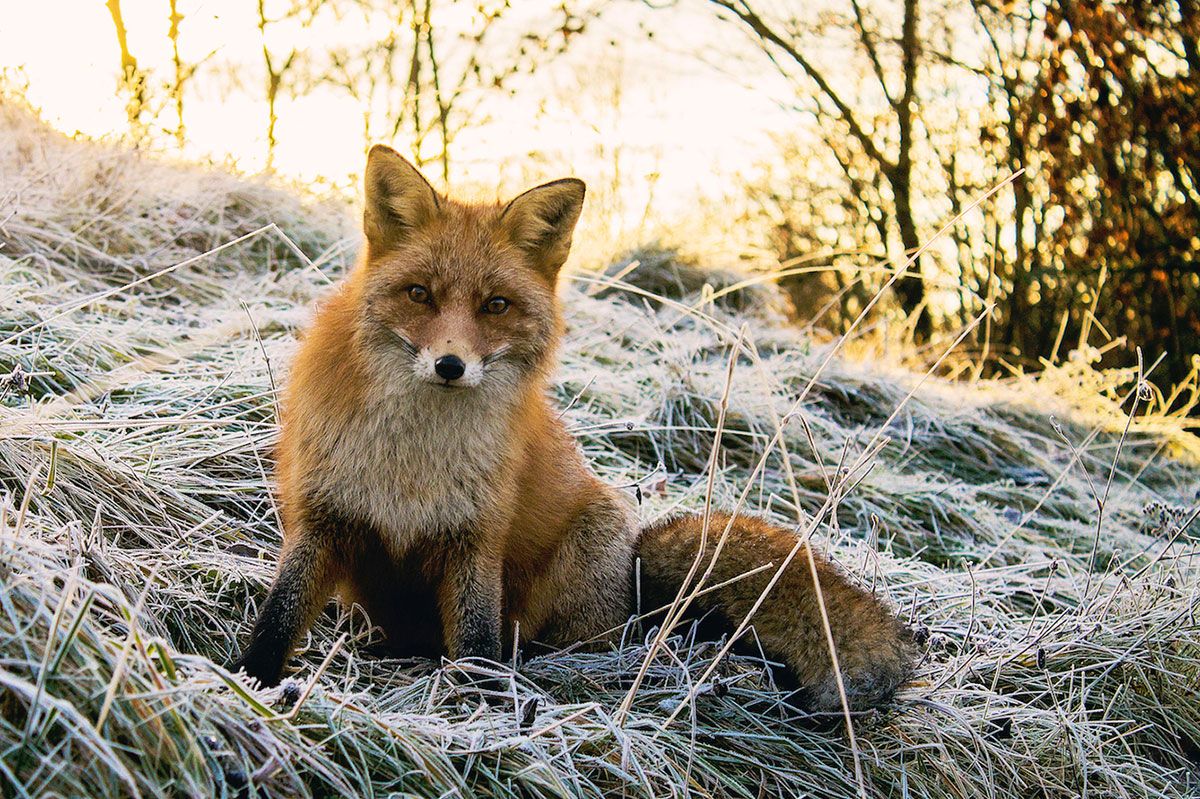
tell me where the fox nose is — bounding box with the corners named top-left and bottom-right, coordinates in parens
top-left (434, 355), bottom-right (466, 381)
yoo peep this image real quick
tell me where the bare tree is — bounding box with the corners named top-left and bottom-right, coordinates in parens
top-left (105, 0), bottom-right (149, 135)
top-left (706, 0), bottom-right (932, 339)
top-left (317, 0), bottom-right (593, 183)
top-left (167, 0), bottom-right (188, 148)
top-left (256, 0), bottom-right (302, 170)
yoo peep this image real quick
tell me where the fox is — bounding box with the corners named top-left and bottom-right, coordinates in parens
top-left (231, 144), bottom-right (916, 712)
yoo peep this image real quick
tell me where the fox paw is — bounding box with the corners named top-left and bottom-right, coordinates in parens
top-left (229, 654), bottom-right (284, 689)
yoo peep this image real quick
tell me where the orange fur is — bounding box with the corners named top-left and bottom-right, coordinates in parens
top-left (638, 513), bottom-right (915, 710)
top-left (233, 146), bottom-right (915, 712)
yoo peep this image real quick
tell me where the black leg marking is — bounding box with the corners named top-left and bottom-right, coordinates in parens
top-left (440, 543), bottom-right (502, 662)
top-left (231, 500), bottom-right (357, 686)
top-left (231, 536), bottom-right (335, 687)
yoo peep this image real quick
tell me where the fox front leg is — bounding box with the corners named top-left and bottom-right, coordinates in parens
top-left (232, 535), bottom-right (334, 687)
top-left (438, 543), bottom-right (503, 662)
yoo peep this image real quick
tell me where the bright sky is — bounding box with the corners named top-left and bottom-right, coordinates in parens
top-left (2, 0), bottom-right (792, 231)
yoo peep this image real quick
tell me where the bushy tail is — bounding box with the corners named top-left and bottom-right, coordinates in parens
top-left (635, 512), bottom-right (916, 712)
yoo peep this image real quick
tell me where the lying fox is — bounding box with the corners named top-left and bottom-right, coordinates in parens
top-left (232, 145), bottom-right (915, 712)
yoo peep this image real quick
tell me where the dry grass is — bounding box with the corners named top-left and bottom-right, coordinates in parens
top-left (2, 99), bottom-right (1199, 798)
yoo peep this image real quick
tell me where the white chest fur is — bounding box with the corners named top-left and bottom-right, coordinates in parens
top-left (303, 384), bottom-right (513, 549)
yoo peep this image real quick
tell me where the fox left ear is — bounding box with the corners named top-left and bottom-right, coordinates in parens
top-left (499, 178), bottom-right (586, 280)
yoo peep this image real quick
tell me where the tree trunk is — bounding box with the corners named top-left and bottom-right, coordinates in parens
top-left (168, 0), bottom-right (186, 148)
top-left (893, 0), bottom-right (929, 340)
top-left (891, 173), bottom-right (930, 340)
top-left (104, 0), bottom-right (146, 133)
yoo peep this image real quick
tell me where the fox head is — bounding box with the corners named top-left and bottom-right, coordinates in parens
top-left (355, 145), bottom-right (584, 394)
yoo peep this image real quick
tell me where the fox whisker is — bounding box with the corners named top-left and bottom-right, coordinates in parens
top-left (483, 347), bottom-right (510, 366)
top-left (390, 330), bottom-right (419, 359)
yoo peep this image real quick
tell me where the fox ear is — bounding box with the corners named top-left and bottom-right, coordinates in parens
top-left (363, 144), bottom-right (440, 255)
top-left (500, 178), bottom-right (586, 280)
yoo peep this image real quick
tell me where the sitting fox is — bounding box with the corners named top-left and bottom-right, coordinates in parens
top-left (232, 145), bottom-right (915, 712)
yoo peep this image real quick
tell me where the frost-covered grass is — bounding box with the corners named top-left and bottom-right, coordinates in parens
top-left (2, 100), bottom-right (1199, 798)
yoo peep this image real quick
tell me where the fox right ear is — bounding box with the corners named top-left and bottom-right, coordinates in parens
top-left (499, 178), bottom-right (586, 282)
top-left (363, 145), bottom-right (440, 255)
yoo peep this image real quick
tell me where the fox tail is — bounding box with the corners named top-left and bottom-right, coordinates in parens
top-left (635, 511), bottom-right (916, 712)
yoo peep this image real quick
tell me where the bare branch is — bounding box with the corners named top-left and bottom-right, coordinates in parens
top-left (849, 0), bottom-right (896, 108)
top-left (707, 0), bottom-right (895, 172)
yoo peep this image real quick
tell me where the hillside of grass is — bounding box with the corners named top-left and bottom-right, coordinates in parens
top-left (2, 101), bottom-right (1199, 798)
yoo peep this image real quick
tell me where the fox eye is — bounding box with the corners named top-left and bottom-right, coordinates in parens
top-left (483, 296), bottom-right (510, 315)
top-left (407, 285), bottom-right (431, 304)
